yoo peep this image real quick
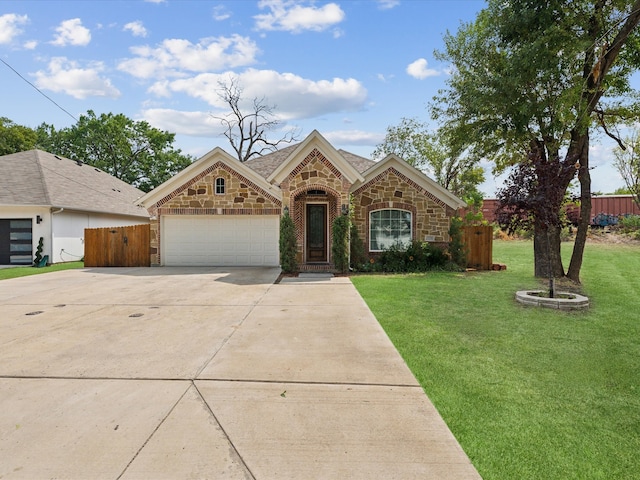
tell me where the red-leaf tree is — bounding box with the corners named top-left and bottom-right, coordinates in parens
top-left (433, 0), bottom-right (640, 282)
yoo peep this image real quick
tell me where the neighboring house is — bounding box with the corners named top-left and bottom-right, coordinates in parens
top-left (0, 150), bottom-right (149, 266)
top-left (137, 130), bottom-right (465, 269)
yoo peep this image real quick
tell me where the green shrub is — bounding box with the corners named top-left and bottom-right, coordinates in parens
top-left (279, 210), bottom-right (297, 273)
top-left (349, 224), bottom-right (367, 270)
top-left (332, 213), bottom-right (350, 273)
top-left (619, 214), bottom-right (640, 232)
top-left (448, 216), bottom-right (467, 267)
top-left (369, 241), bottom-right (449, 273)
top-left (33, 237), bottom-right (44, 267)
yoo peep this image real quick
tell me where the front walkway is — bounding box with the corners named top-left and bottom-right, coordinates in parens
top-left (0, 267), bottom-right (480, 479)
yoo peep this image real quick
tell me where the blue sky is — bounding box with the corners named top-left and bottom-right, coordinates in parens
top-left (0, 0), bottom-right (631, 196)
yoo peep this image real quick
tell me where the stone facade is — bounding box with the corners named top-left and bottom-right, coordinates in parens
top-left (351, 167), bottom-right (454, 253)
top-left (278, 149), bottom-right (352, 264)
top-left (147, 161), bottom-right (281, 265)
top-left (140, 132), bottom-right (463, 268)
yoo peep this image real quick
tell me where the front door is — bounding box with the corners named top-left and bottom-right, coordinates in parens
top-left (306, 204), bottom-right (327, 262)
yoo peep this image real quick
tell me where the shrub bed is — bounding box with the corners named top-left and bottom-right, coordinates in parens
top-left (355, 241), bottom-right (458, 273)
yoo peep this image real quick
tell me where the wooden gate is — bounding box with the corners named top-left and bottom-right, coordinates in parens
top-left (463, 225), bottom-right (493, 270)
top-left (84, 224), bottom-right (150, 267)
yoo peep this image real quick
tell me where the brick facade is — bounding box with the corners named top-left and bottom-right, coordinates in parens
top-left (351, 167), bottom-right (454, 252)
top-left (279, 149), bottom-right (351, 265)
top-left (147, 161), bottom-right (281, 265)
top-left (140, 133), bottom-right (462, 268)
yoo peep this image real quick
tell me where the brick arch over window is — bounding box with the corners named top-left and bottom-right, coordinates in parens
top-left (365, 202), bottom-right (417, 253)
top-left (291, 184), bottom-right (341, 249)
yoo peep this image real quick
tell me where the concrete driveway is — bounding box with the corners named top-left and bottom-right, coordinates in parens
top-left (0, 267), bottom-right (480, 479)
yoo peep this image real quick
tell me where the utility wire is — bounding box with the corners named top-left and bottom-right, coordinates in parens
top-left (1, 57), bottom-right (79, 123)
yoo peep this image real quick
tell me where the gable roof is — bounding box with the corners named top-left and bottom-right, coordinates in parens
top-left (265, 130), bottom-right (365, 184)
top-left (244, 144), bottom-right (298, 179)
top-left (137, 146), bottom-right (282, 208)
top-left (0, 150), bottom-right (149, 218)
top-left (355, 154), bottom-right (467, 210)
top-left (337, 149), bottom-right (376, 174)
top-left (244, 143), bottom-right (376, 179)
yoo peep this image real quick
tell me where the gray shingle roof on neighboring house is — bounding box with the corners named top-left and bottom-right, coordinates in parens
top-left (244, 144), bottom-right (377, 179)
top-left (0, 150), bottom-right (149, 218)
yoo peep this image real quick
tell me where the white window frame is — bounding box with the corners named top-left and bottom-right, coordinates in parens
top-left (369, 209), bottom-right (412, 252)
top-left (215, 177), bottom-right (225, 195)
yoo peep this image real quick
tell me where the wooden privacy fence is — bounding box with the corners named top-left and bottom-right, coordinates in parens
top-left (463, 225), bottom-right (493, 270)
top-left (84, 224), bottom-right (150, 267)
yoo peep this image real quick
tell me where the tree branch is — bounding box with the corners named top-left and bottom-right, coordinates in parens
top-left (594, 109), bottom-right (626, 150)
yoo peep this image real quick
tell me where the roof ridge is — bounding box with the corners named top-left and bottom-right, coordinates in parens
top-left (33, 150), bottom-right (52, 206)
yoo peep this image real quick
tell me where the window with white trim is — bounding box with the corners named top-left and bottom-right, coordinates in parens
top-left (215, 177), bottom-right (225, 195)
top-left (369, 209), bottom-right (412, 251)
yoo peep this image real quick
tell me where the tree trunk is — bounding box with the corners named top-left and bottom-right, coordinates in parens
top-left (534, 223), bottom-right (565, 278)
top-left (567, 131), bottom-right (591, 282)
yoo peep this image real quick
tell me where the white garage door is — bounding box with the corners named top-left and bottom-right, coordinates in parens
top-left (163, 215), bottom-right (280, 266)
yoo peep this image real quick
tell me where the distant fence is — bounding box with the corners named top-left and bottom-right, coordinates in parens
top-left (470, 195), bottom-right (640, 225)
top-left (463, 225), bottom-right (493, 270)
top-left (84, 224), bottom-right (150, 267)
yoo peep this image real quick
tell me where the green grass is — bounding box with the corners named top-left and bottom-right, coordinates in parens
top-left (352, 240), bottom-right (640, 480)
top-left (0, 262), bottom-right (84, 281)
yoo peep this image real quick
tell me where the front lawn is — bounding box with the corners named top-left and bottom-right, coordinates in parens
top-left (352, 240), bottom-right (640, 480)
top-left (0, 262), bottom-right (84, 281)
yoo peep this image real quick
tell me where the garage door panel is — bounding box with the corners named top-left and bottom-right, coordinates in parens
top-left (163, 216), bottom-right (279, 266)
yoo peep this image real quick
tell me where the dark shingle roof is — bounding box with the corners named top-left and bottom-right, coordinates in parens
top-left (244, 144), bottom-right (377, 179)
top-left (0, 150), bottom-right (149, 218)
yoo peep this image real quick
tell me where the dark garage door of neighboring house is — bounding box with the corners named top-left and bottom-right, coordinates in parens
top-left (0, 219), bottom-right (33, 265)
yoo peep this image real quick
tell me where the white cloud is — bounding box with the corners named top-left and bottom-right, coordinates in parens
top-left (24, 40), bottom-right (38, 50)
top-left (51, 18), bottom-right (91, 46)
top-left (212, 5), bottom-right (231, 21)
top-left (406, 58), bottom-right (440, 79)
top-left (0, 13), bottom-right (29, 44)
top-left (377, 0), bottom-right (400, 10)
top-left (376, 73), bottom-right (395, 82)
top-left (163, 68), bottom-right (368, 121)
top-left (123, 21), bottom-right (148, 38)
top-left (255, 0), bottom-right (345, 33)
top-left (34, 57), bottom-right (120, 99)
top-left (324, 129), bottom-right (384, 146)
top-left (118, 35), bottom-right (259, 79)
top-left (141, 108), bottom-right (223, 136)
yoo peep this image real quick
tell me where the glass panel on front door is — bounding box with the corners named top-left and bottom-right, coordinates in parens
top-left (306, 204), bottom-right (327, 262)
top-left (0, 219), bottom-right (33, 265)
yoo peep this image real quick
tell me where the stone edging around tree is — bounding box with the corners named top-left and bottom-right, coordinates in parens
top-left (515, 290), bottom-right (589, 310)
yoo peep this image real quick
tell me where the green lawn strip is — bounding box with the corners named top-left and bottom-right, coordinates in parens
top-left (352, 240), bottom-right (640, 479)
top-left (0, 262), bottom-right (84, 281)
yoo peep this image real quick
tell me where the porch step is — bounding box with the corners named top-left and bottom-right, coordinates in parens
top-left (298, 263), bottom-right (336, 273)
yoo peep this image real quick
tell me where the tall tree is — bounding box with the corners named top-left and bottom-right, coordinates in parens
top-left (433, 0), bottom-right (640, 281)
top-left (36, 110), bottom-right (193, 192)
top-left (373, 117), bottom-right (485, 201)
top-left (0, 117), bottom-right (38, 155)
top-left (213, 77), bottom-right (299, 163)
top-left (613, 129), bottom-right (640, 208)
